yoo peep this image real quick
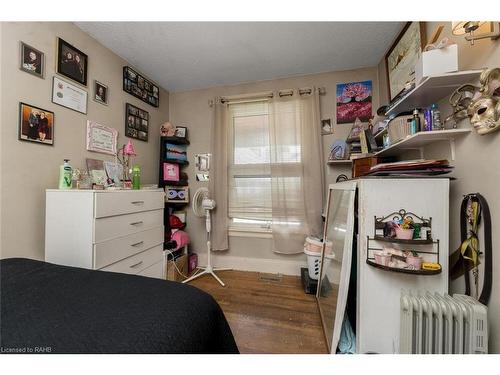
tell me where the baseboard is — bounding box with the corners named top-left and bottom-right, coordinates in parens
top-left (196, 253), bottom-right (306, 276)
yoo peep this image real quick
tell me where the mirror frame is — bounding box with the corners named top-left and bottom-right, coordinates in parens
top-left (316, 181), bottom-right (357, 353)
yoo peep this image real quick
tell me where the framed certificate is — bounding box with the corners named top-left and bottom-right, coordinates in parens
top-left (52, 76), bottom-right (88, 114)
top-left (86, 120), bottom-right (118, 155)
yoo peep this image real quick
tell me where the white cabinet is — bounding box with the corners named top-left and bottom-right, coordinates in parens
top-left (319, 178), bottom-right (449, 354)
top-left (45, 189), bottom-right (165, 279)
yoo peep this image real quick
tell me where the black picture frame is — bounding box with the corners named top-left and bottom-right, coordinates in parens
top-left (174, 126), bottom-right (188, 139)
top-left (18, 102), bottom-right (54, 146)
top-left (19, 41), bottom-right (44, 78)
top-left (56, 37), bottom-right (88, 86)
top-left (123, 66), bottom-right (159, 108)
top-left (125, 103), bottom-right (149, 142)
top-left (94, 80), bottom-right (108, 105)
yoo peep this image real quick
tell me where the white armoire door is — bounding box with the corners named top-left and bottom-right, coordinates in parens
top-left (356, 178), bottom-right (449, 354)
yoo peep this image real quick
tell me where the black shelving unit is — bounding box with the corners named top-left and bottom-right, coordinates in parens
top-left (159, 135), bottom-right (190, 250)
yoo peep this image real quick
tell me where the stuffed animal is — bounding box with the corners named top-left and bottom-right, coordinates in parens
top-left (160, 121), bottom-right (176, 136)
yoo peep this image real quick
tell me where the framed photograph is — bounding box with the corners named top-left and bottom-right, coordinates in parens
top-left (321, 119), bottom-right (332, 135)
top-left (57, 38), bottom-right (88, 86)
top-left (163, 162), bottom-right (180, 182)
top-left (174, 126), bottom-right (187, 138)
top-left (86, 120), bottom-right (118, 155)
top-left (165, 186), bottom-right (189, 203)
top-left (336, 81), bottom-right (372, 124)
top-left (166, 143), bottom-right (187, 162)
top-left (123, 66), bottom-right (159, 108)
top-left (19, 42), bottom-right (44, 78)
top-left (125, 103), bottom-right (148, 142)
top-left (86, 158), bottom-right (107, 187)
top-left (94, 80), bottom-right (108, 105)
top-left (52, 76), bottom-right (88, 114)
top-left (18, 102), bottom-right (54, 145)
top-left (385, 22), bottom-right (426, 101)
top-left (104, 161), bottom-right (123, 187)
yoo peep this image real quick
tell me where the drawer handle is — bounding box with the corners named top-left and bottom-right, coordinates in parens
top-left (131, 241), bottom-right (144, 247)
top-left (130, 221), bottom-right (144, 226)
top-left (131, 201), bottom-right (144, 205)
top-left (130, 261), bottom-right (144, 268)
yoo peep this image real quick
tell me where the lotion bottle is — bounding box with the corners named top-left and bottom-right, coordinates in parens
top-left (58, 159), bottom-right (73, 189)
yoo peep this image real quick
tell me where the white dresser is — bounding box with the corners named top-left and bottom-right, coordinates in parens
top-left (45, 189), bottom-right (165, 279)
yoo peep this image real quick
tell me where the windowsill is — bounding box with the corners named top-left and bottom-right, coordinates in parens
top-left (228, 227), bottom-right (272, 239)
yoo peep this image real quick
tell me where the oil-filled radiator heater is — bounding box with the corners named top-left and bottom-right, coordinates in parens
top-left (400, 290), bottom-right (488, 354)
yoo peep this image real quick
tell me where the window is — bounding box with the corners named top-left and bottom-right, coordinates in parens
top-left (228, 101), bottom-right (272, 231)
top-left (227, 99), bottom-right (304, 233)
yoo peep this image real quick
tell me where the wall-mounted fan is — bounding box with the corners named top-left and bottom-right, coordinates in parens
top-left (182, 187), bottom-right (230, 287)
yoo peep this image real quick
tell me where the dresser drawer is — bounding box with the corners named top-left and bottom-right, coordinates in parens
top-left (100, 245), bottom-right (163, 275)
top-left (94, 191), bottom-right (164, 218)
top-left (94, 226), bottom-right (163, 269)
top-left (136, 260), bottom-right (164, 279)
top-left (94, 209), bottom-right (163, 243)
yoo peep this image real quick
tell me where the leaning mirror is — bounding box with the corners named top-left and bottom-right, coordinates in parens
top-left (316, 181), bottom-right (356, 353)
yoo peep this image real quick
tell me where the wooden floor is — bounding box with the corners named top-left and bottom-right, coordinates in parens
top-left (190, 270), bottom-right (328, 354)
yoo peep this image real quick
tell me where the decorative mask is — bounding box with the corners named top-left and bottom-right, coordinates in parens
top-left (467, 68), bottom-right (500, 135)
top-left (468, 96), bottom-right (500, 135)
top-left (445, 84), bottom-right (478, 127)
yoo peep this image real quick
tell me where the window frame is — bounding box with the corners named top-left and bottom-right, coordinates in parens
top-left (227, 99), bottom-right (273, 236)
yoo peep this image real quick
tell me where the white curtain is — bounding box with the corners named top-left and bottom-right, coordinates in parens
top-left (209, 98), bottom-right (230, 251)
top-left (269, 88), bottom-right (324, 254)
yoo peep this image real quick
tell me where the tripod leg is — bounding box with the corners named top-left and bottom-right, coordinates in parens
top-left (210, 270), bottom-right (226, 287)
top-left (182, 269), bottom-right (208, 283)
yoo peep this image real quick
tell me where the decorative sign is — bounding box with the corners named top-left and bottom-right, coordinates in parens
top-left (86, 120), bottom-right (118, 155)
top-left (52, 76), bottom-right (88, 114)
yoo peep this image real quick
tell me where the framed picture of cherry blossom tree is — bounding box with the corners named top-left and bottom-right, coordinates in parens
top-left (336, 80), bottom-right (372, 124)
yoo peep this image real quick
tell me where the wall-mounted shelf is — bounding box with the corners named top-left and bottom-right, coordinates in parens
top-left (366, 260), bottom-right (442, 275)
top-left (161, 136), bottom-right (190, 145)
top-left (373, 129), bottom-right (471, 160)
top-left (162, 158), bottom-right (189, 165)
top-left (372, 235), bottom-right (434, 245)
top-left (327, 159), bottom-right (352, 165)
top-left (385, 70), bottom-right (482, 117)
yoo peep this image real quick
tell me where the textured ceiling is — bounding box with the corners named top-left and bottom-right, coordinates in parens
top-left (75, 22), bottom-right (403, 92)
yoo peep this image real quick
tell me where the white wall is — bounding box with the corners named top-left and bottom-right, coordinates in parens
top-left (0, 22), bottom-right (170, 260)
top-left (169, 67), bottom-right (380, 275)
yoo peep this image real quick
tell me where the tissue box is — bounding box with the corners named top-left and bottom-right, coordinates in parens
top-left (415, 44), bottom-right (458, 84)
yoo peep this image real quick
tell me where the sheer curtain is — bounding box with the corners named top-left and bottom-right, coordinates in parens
top-left (209, 98), bottom-right (230, 251)
top-left (269, 88), bottom-right (324, 254)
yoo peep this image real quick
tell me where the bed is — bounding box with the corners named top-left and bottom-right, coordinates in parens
top-left (0, 258), bottom-right (238, 354)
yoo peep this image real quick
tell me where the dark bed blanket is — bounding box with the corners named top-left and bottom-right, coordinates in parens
top-left (0, 258), bottom-right (238, 354)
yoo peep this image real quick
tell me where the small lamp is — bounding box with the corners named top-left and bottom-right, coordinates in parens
top-left (452, 21), bottom-right (500, 46)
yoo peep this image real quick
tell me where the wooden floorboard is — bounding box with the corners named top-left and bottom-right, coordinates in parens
top-left (189, 270), bottom-right (328, 354)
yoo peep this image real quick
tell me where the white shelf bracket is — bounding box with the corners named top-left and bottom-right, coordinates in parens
top-left (419, 147), bottom-right (424, 159)
top-left (450, 138), bottom-right (456, 161)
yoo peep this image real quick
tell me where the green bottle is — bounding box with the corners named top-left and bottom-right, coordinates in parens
top-left (132, 165), bottom-right (141, 190)
top-left (58, 159), bottom-right (73, 189)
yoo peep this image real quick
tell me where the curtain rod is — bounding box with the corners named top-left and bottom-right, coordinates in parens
top-left (216, 87), bottom-right (326, 104)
